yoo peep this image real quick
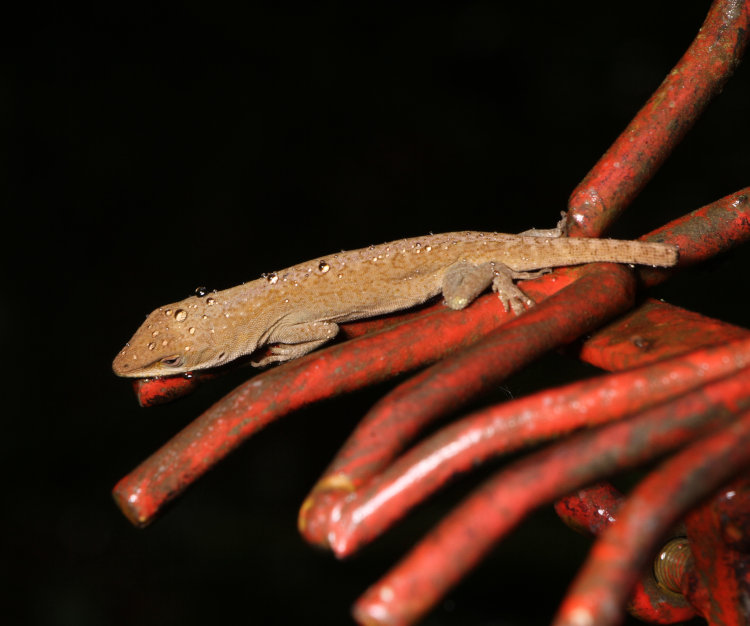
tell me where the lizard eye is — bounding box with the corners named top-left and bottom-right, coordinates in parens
top-left (160, 355), bottom-right (184, 368)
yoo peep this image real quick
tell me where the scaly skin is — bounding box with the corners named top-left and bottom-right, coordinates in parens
top-left (113, 227), bottom-right (677, 378)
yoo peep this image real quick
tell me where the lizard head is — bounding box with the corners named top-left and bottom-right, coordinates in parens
top-left (112, 294), bottom-right (238, 378)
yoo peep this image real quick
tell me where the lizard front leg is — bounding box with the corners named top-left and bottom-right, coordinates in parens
top-left (252, 321), bottom-right (339, 367)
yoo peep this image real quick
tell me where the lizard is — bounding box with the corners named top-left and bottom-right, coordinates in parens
top-left (112, 215), bottom-right (677, 378)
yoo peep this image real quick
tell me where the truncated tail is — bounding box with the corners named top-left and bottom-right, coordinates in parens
top-left (540, 237), bottom-right (679, 268)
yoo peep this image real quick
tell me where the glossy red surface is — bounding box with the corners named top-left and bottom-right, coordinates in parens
top-left (567, 0), bottom-right (750, 237)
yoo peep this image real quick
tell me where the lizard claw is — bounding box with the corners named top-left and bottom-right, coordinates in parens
top-left (498, 292), bottom-right (535, 316)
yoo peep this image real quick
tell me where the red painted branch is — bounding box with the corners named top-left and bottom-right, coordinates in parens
top-left (352, 368), bottom-right (750, 625)
top-left (637, 187), bottom-right (750, 288)
top-left (553, 409), bottom-right (750, 626)
top-left (298, 263), bottom-right (636, 544)
top-left (579, 298), bottom-right (750, 372)
top-left (554, 483), bottom-right (623, 536)
top-left (132, 371), bottom-right (218, 407)
top-left (680, 477), bottom-right (750, 624)
top-left (319, 336), bottom-right (750, 557)
top-left (555, 485), bottom-right (697, 624)
top-left (567, 0), bottom-right (750, 236)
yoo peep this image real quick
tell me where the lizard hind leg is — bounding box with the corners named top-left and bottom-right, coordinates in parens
top-left (491, 264), bottom-right (536, 316)
top-left (442, 261), bottom-right (496, 310)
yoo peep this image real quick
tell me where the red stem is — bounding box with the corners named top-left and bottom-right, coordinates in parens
top-left (320, 337), bottom-right (750, 557)
top-left (352, 369), bottom-right (750, 625)
top-left (553, 410), bottom-right (750, 626)
top-left (567, 0), bottom-right (750, 236)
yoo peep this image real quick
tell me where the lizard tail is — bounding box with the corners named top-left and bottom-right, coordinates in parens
top-left (539, 238), bottom-right (679, 268)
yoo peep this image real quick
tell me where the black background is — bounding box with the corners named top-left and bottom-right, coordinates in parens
top-left (7, 2), bottom-right (749, 625)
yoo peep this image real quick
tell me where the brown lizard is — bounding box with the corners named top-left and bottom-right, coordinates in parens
top-left (113, 216), bottom-right (677, 377)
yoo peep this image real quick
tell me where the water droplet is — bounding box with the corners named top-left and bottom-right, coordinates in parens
top-left (162, 339), bottom-right (168, 346)
top-left (264, 272), bottom-right (279, 285)
top-left (284, 298), bottom-right (289, 303)
top-left (224, 313), bottom-right (230, 318)
top-left (337, 273), bottom-right (343, 278)
top-left (147, 342), bottom-right (155, 350)
top-left (175, 309), bottom-right (187, 322)
top-left (164, 309), bottom-right (173, 316)
top-left (152, 330), bottom-right (159, 337)
top-left (415, 242), bottom-right (421, 247)
top-left (318, 260), bottom-right (330, 273)
top-left (425, 246), bottom-right (432, 252)
top-left (189, 327), bottom-right (196, 335)
top-left (207, 297), bottom-right (216, 306)
top-left (185, 346), bottom-right (191, 351)
top-left (195, 286), bottom-right (208, 297)
top-left (372, 257), bottom-right (378, 262)
top-left (202, 314), bottom-right (208, 320)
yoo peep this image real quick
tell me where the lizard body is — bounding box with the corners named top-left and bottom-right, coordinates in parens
top-left (113, 222), bottom-right (677, 378)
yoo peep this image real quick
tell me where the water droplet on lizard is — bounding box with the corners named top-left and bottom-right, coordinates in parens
top-left (164, 309), bottom-right (173, 316)
top-left (175, 309), bottom-right (187, 322)
top-left (147, 342), bottom-right (155, 350)
top-left (206, 297), bottom-right (216, 306)
top-left (263, 272), bottom-right (279, 285)
top-left (189, 327), bottom-right (196, 335)
top-left (318, 260), bottom-right (330, 273)
top-left (194, 286), bottom-right (208, 297)
top-left (152, 330), bottom-right (159, 337)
